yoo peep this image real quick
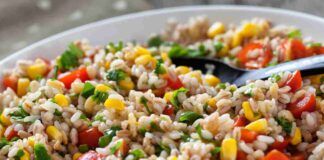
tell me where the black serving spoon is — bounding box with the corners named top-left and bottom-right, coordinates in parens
top-left (172, 55), bottom-right (324, 86)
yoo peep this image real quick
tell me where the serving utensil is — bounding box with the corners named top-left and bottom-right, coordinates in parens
top-left (172, 55), bottom-right (324, 86)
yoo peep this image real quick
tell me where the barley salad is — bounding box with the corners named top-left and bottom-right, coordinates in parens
top-left (0, 17), bottom-right (323, 160)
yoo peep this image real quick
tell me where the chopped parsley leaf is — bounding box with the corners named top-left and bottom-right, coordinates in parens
top-left (81, 82), bottom-right (95, 98)
top-left (170, 87), bottom-right (188, 111)
top-left (276, 117), bottom-right (292, 134)
top-left (287, 29), bottom-right (302, 39)
top-left (106, 69), bottom-right (127, 82)
top-left (179, 111), bottom-right (203, 125)
top-left (148, 36), bottom-right (164, 47)
top-left (140, 96), bottom-right (152, 114)
top-left (57, 43), bottom-right (83, 71)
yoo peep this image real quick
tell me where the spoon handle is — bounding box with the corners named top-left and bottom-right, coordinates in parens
top-left (233, 55), bottom-right (324, 86)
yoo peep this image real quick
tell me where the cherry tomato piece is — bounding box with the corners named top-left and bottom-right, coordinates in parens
top-left (78, 150), bottom-right (103, 160)
top-left (290, 39), bottom-right (307, 59)
top-left (237, 43), bottom-right (273, 69)
top-left (233, 116), bottom-right (248, 127)
top-left (163, 105), bottom-right (174, 116)
top-left (264, 149), bottom-right (289, 160)
top-left (290, 153), bottom-right (305, 160)
top-left (288, 92), bottom-right (316, 118)
top-left (78, 127), bottom-right (103, 148)
top-left (5, 127), bottom-right (19, 141)
top-left (236, 150), bottom-right (247, 160)
top-left (285, 70), bottom-right (302, 92)
top-left (166, 75), bottom-right (183, 90)
top-left (58, 67), bottom-right (90, 89)
top-left (240, 129), bottom-right (258, 143)
top-left (269, 138), bottom-right (289, 151)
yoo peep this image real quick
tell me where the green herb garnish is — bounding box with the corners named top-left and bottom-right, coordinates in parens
top-left (14, 149), bottom-right (25, 160)
top-left (214, 42), bottom-right (224, 52)
top-left (287, 29), bottom-right (302, 39)
top-left (170, 87), bottom-right (188, 111)
top-left (106, 69), bottom-right (127, 82)
top-left (276, 117), bottom-right (292, 134)
top-left (78, 144), bottom-right (89, 153)
top-left (9, 105), bottom-right (29, 120)
top-left (110, 140), bottom-right (122, 154)
top-left (81, 82), bottom-right (95, 98)
top-left (57, 43), bottom-right (83, 71)
top-left (148, 36), bottom-right (164, 47)
top-left (179, 111), bottom-right (203, 125)
top-left (99, 126), bottom-right (121, 148)
top-left (129, 149), bottom-right (146, 160)
top-left (211, 147), bottom-right (221, 156)
top-left (154, 60), bottom-right (166, 75)
top-left (92, 91), bottom-right (108, 103)
top-left (34, 143), bottom-right (51, 160)
top-left (106, 41), bottom-right (123, 53)
top-left (140, 96), bottom-right (152, 114)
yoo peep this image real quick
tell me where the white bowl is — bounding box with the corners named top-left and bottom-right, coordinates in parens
top-left (1, 5), bottom-right (324, 72)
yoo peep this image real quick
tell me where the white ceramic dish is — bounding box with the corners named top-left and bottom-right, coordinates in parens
top-left (1, 5), bottom-right (324, 74)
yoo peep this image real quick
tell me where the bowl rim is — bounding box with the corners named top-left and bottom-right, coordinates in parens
top-left (2, 5), bottom-right (324, 65)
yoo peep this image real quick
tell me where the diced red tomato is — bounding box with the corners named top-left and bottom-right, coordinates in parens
top-left (163, 105), bottom-right (174, 116)
top-left (285, 70), bottom-right (302, 92)
top-left (5, 127), bottom-right (19, 141)
top-left (113, 139), bottom-right (129, 157)
top-left (58, 67), bottom-right (90, 89)
top-left (290, 153), bottom-right (305, 160)
top-left (264, 149), bottom-right (289, 160)
top-left (269, 138), bottom-right (289, 151)
top-left (3, 75), bottom-right (18, 92)
top-left (306, 45), bottom-right (324, 55)
top-left (78, 150), bottom-right (103, 160)
top-left (165, 75), bottom-right (183, 90)
top-left (237, 43), bottom-right (273, 69)
top-left (288, 91), bottom-right (316, 118)
top-left (78, 127), bottom-right (103, 148)
top-left (237, 150), bottom-right (247, 160)
top-left (240, 129), bottom-right (258, 143)
top-left (233, 116), bottom-right (248, 127)
top-left (290, 39), bottom-right (308, 59)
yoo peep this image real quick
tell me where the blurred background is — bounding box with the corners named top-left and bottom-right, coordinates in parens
top-left (1, 0), bottom-right (323, 59)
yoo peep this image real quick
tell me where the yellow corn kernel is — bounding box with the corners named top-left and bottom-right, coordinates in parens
top-left (54, 94), bottom-right (69, 107)
top-left (231, 32), bottom-right (243, 48)
top-left (208, 98), bottom-right (217, 109)
top-left (119, 78), bottom-right (134, 90)
top-left (134, 46), bottom-right (151, 56)
top-left (27, 136), bottom-right (35, 147)
top-left (218, 43), bottom-right (229, 57)
top-left (242, 101), bottom-right (261, 121)
top-left (164, 91), bottom-right (173, 102)
top-left (239, 23), bottom-right (259, 37)
top-left (0, 112), bottom-right (11, 126)
top-left (73, 152), bottom-right (82, 160)
top-left (27, 62), bottom-right (47, 80)
top-left (135, 55), bottom-right (157, 68)
top-left (46, 125), bottom-right (62, 141)
top-left (245, 118), bottom-right (268, 134)
top-left (221, 138), bottom-right (237, 160)
top-left (205, 74), bottom-right (221, 87)
top-left (290, 127), bottom-right (301, 145)
top-left (0, 125), bottom-right (4, 138)
top-left (95, 84), bottom-right (110, 92)
top-left (167, 156), bottom-right (178, 160)
top-left (161, 52), bottom-right (171, 64)
top-left (20, 149), bottom-right (30, 160)
top-left (104, 97), bottom-right (125, 111)
top-left (17, 78), bottom-right (30, 97)
top-left (190, 71), bottom-right (202, 84)
top-left (207, 22), bottom-right (226, 38)
top-left (105, 61), bottom-right (111, 69)
top-left (175, 66), bottom-right (190, 75)
top-left (307, 74), bottom-right (324, 85)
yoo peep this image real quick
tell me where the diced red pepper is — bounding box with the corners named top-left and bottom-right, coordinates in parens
top-left (237, 43), bottom-right (273, 69)
top-left (285, 70), bottom-right (302, 92)
top-left (233, 116), bottom-right (248, 127)
top-left (264, 149), bottom-right (289, 160)
top-left (290, 39), bottom-right (308, 59)
top-left (165, 75), bottom-right (183, 90)
top-left (78, 150), bottom-right (103, 160)
top-left (269, 138), bottom-right (289, 151)
top-left (3, 75), bottom-right (18, 92)
top-left (163, 105), bottom-right (174, 116)
top-left (288, 91), bottom-right (316, 118)
top-left (5, 127), bottom-right (19, 141)
top-left (78, 127), bottom-right (103, 148)
top-left (58, 67), bottom-right (90, 89)
top-left (236, 150), bottom-right (247, 160)
top-left (240, 129), bottom-right (258, 143)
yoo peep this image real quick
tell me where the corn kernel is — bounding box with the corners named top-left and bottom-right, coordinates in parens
top-left (95, 84), bottom-right (110, 92)
top-left (245, 118), bottom-right (268, 134)
top-left (239, 23), bottom-right (259, 37)
top-left (207, 22), bottom-right (226, 38)
top-left (134, 46), bottom-right (151, 56)
top-left (221, 138), bottom-right (237, 160)
top-left (46, 125), bottom-right (62, 141)
top-left (190, 71), bottom-right (202, 84)
top-left (208, 98), bottom-right (217, 109)
top-left (307, 74), bottom-right (324, 85)
top-left (119, 78), bottom-right (134, 90)
top-left (218, 44), bottom-right (229, 57)
top-left (73, 152), bottom-right (82, 160)
top-left (135, 55), bottom-right (157, 68)
top-left (104, 97), bottom-right (125, 111)
top-left (242, 101), bottom-right (261, 121)
top-left (175, 66), bottom-right (190, 75)
top-left (27, 62), bottom-right (47, 80)
top-left (27, 136), bottom-right (35, 147)
top-left (54, 94), bottom-right (69, 107)
top-left (105, 61), bottom-right (111, 69)
top-left (290, 127), bottom-right (301, 145)
top-left (161, 52), bottom-right (171, 64)
top-left (0, 112), bottom-right (11, 126)
top-left (164, 91), bottom-right (173, 102)
top-left (20, 149), bottom-right (30, 160)
top-left (231, 32), bottom-right (243, 48)
top-left (17, 78), bottom-right (30, 97)
top-left (0, 125), bottom-right (4, 138)
top-left (205, 74), bottom-right (221, 87)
